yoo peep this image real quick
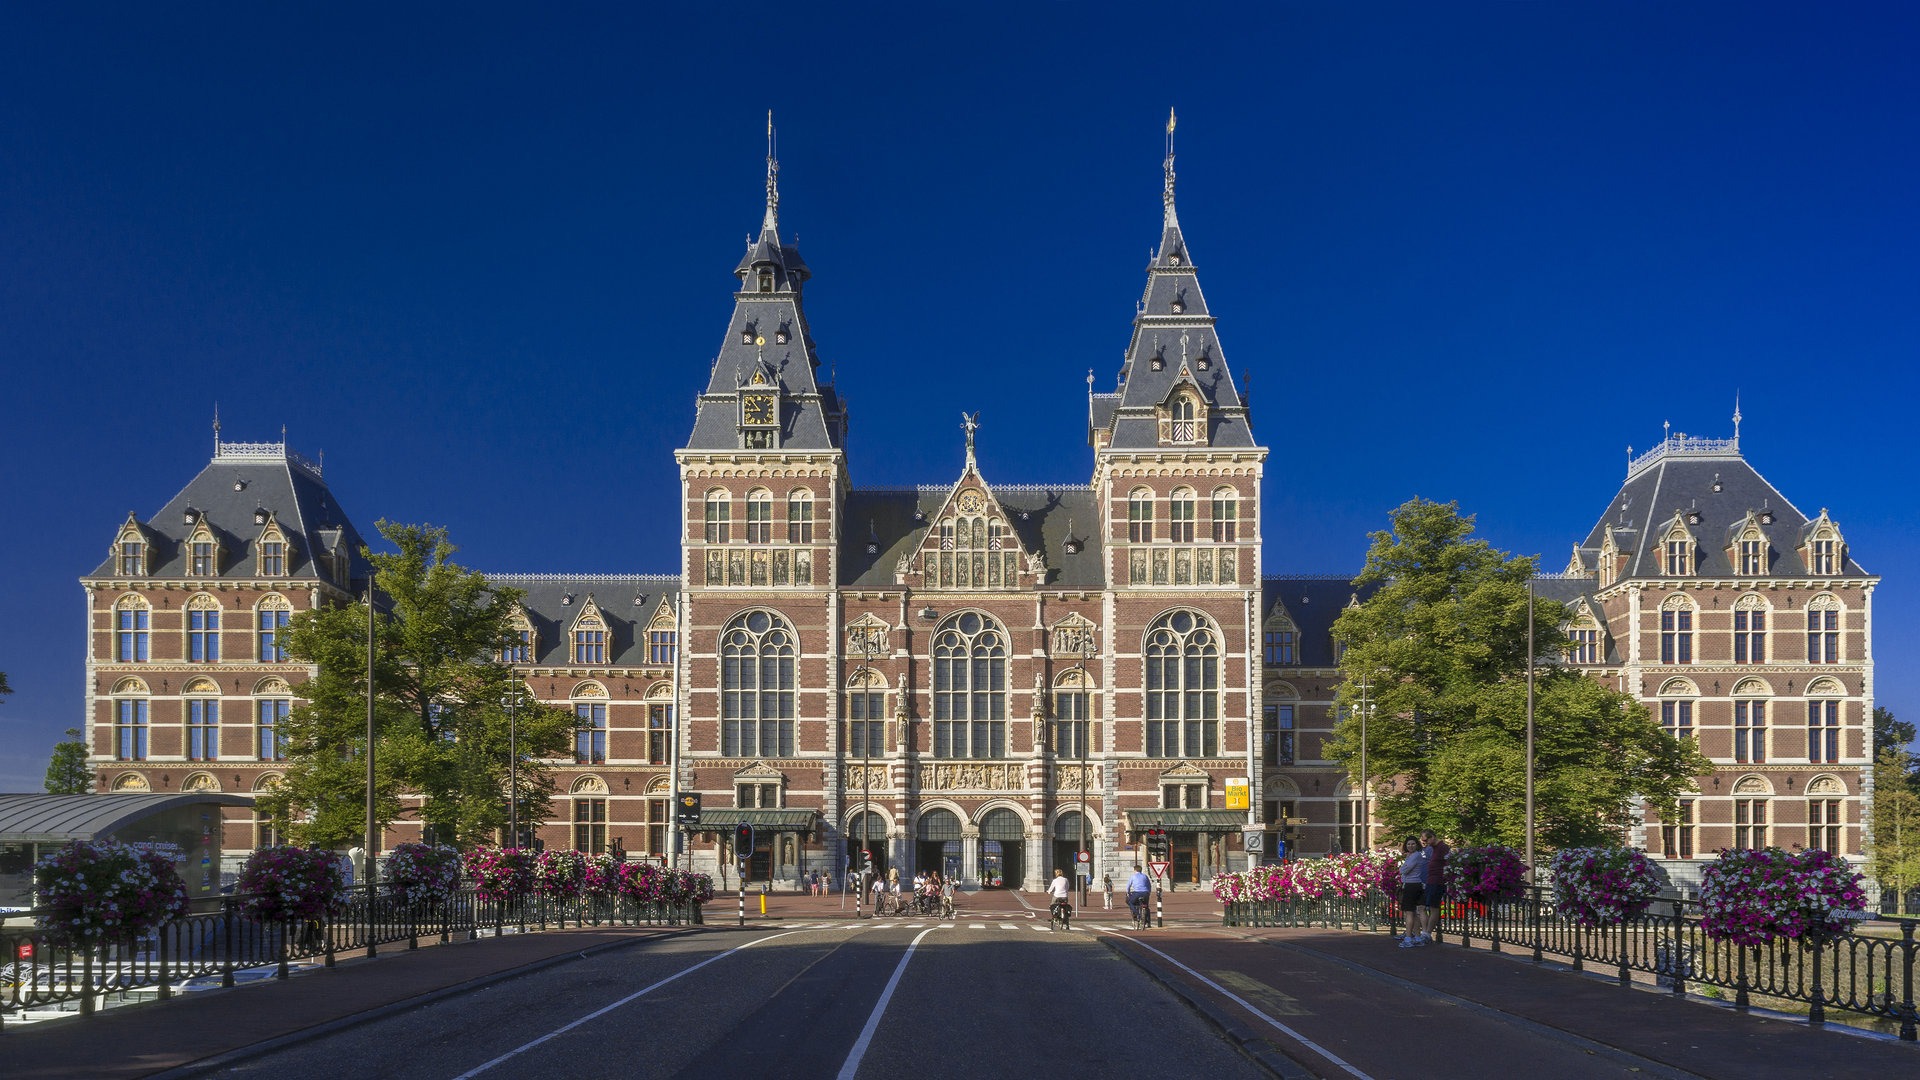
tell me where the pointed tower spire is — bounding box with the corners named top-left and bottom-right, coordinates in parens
top-left (1732, 392), bottom-right (1743, 445)
top-left (763, 110), bottom-right (780, 234)
top-left (1163, 107), bottom-right (1179, 231)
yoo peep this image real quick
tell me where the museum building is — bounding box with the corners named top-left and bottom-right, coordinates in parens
top-left (78, 142), bottom-right (1878, 891)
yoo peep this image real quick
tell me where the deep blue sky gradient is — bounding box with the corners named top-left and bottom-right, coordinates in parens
top-left (3, 4), bottom-right (1916, 789)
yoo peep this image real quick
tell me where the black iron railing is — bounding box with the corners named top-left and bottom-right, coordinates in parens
top-left (0, 885), bottom-right (701, 1028)
top-left (1222, 887), bottom-right (1918, 1043)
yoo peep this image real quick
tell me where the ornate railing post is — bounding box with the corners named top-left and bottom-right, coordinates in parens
top-left (1668, 900), bottom-right (1686, 998)
top-left (1899, 920), bottom-right (1916, 1043)
top-left (221, 899), bottom-right (236, 990)
top-left (408, 899), bottom-right (419, 951)
top-left (1808, 938), bottom-right (1826, 1026)
top-left (367, 886), bottom-right (379, 960)
top-left (1735, 945), bottom-right (1750, 1011)
top-left (1531, 886), bottom-right (1543, 964)
top-left (1618, 916), bottom-right (1630, 986)
top-left (158, 923), bottom-right (172, 1001)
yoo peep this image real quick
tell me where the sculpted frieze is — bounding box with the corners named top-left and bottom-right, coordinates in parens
top-left (918, 762), bottom-right (1027, 791)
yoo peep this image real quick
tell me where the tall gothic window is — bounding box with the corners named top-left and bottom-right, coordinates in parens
top-left (721, 610), bottom-right (796, 757)
top-left (787, 490), bottom-right (813, 544)
top-left (116, 596), bottom-right (150, 662)
top-left (1808, 698), bottom-right (1840, 764)
top-left (1659, 598), bottom-right (1693, 664)
top-left (187, 595), bottom-right (221, 662)
top-left (931, 611), bottom-right (1006, 759)
top-left (1734, 697), bottom-right (1767, 764)
top-left (746, 489), bottom-right (773, 543)
top-left (704, 490), bottom-right (731, 544)
top-left (258, 595), bottom-right (292, 662)
top-left (1144, 610), bottom-right (1219, 759)
top-left (1168, 488), bottom-right (1196, 543)
top-left (1806, 595), bottom-right (1840, 664)
top-left (845, 670), bottom-right (886, 760)
top-left (1052, 670), bottom-right (1092, 759)
top-left (1733, 597), bottom-right (1767, 664)
top-left (1128, 488), bottom-right (1154, 544)
top-left (1210, 488), bottom-right (1238, 543)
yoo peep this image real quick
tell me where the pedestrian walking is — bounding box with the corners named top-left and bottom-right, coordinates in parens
top-left (1102, 872), bottom-right (1114, 910)
top-left (1417, 829), bottom-right (1450, 945)
top-left (1396, 838), bottom-right (1427, 946)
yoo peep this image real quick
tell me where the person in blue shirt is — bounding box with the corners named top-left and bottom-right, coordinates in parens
top-left (1126, 865), bottom-right (1153, 925)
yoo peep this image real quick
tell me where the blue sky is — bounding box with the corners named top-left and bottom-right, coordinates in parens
top-left (3, 4), bottom-right (1916, 789)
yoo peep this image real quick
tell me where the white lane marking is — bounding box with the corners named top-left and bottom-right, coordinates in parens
top-left (1118, 936), bottom-right (1375, 1080)
top-left (452, 929), bottom-right (812, 1078)
top-left (999, 922), bottom-right (1017, 930)
top-left (835, 926), bottom-right (939, 1080)
top-left (970, 923), bottom-right (985, 929)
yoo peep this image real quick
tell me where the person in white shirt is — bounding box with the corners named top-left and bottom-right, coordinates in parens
top-left (1047, 867), bottom-right (1072, 923)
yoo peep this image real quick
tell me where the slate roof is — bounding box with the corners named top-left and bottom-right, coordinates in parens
top-left (488, 574), bottom-right (681, 668)
top-left (840, 482), bottom-right (1104, 589)
top-left (1096, 173), bottom-right (1258, 451)
top-left (1577, 436), bottom-right (1870, 580)
top-left (85, 441), bottom-right (371, 590)
top-left (1260, 576), bottom-right (1378, 668)
top-left (685, 195), bottom-right (845, 452)
top-left (0, 793), bottom-right (254, 843)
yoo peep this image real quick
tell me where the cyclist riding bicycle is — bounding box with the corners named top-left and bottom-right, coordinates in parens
top-left (1047, 867), bottom-right (1072, 925)
top-left (1125, 864), bottom-right (1153, 927)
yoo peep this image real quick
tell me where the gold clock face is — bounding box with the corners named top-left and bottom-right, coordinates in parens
top-left (742, 394), bottom-right (776, 426)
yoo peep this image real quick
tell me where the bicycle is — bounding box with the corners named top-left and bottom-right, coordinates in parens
top-left (1049, 898), bottom-right (1073, 931)
top-left (1127, 893), bottom-right (1151, 930)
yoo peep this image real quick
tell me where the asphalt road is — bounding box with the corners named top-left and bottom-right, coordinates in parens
top-left (196, 921), bottom-right (1274, 1080)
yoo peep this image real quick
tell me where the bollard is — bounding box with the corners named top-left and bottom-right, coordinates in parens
top-left (1156, 886), bottom-right (1164, 929)
top-left (760, 891), bottom-right (767, 917)
top-left (1808, 939), bottom-right (1826, 1026)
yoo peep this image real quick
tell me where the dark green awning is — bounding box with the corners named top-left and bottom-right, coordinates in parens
top-left (1125, 809), bottom-right (1248, 832)
top-left (697, 809), bottom-right (818, 833)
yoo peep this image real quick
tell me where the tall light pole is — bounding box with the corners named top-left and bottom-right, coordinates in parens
top-left (364, 588), bottom-right (379, 900)
top-left (855, 631), bottom-right (880, 918)
top-left (1525, 579), bottom-right (1537, 880)
top-left (503, 686), bottom-right (524, 848)
top-left (1075, 630), bottom-right (1097, 908)
top-left (1355, 678), bottom-right (1374, 852)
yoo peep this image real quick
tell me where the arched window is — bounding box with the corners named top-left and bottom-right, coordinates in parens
top-left (1733, 678), bottom-right (1770, 765)
top-left (1144, 610), bottom-right (1219, 758)
top-left (1659, 595), bottom-right (1694, 665)
top-left (1732, 775), bottom-right (1771, 849)
top-left (787, 489), bottom-right (814, 544)
top-left (1806, 676), bottom-right (1845, 765)
top-left (1169, 488), bottom-right (1196, 543)
top-left (184, 677), bottom-right (220, 761)
top-left (845, 667), bottom-right (886, 760)
top-left (257, 594), bottom-right (293, 663)
top-left (115, 594), bottom-right (150, 662)
top-left (1210, 487), bottom-right (1238, 543)
top-left (1052, 668), bottom-right (1095, 758)
top-left (112, 677), bottom-right (149, 761)
top-left (745, 489), bottom-right (774, 544)
top-left (186, 519), bottom-right (220, 577)
top-left (114, 516), bottom-right (148, 576)
top-left (1733, 594), bottom-right (1768, 665)
top-left (1128, 488), bottom-right (1154, 543)
top-left (721, 610), bottom-right (796, 757)
top-left (503, 608), bottom-right (534, 664)
top-left (573, 682), bottom-right (608, 764)
top-left (704, 490), bottom-right (732, 544)
top-left (1806, 594), bottom-right (1842, 664)
top-left (255, 518), bottom-right (289, 576)
top-left (186, 594), bottom-right (222, 662)
top-left (645, 682), bottom-right (674, 765)
top-left (255, 676), bottom-right (292, 761)
top-left (1657, 677), bottom-right (1698, 741)
top-left (571, 604), bottom-right (607, 665)
top-left (931, 611), bottom-right (1007, 759)
top-left (572, 775), bottom-right (609, 854)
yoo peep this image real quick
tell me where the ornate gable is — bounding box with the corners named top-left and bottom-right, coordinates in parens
top-left (111, 512), bottom-right (152, 577)
top-left (733, 761), bottom-right (786, 781)
top-left (1154, 355), bottom-right (1211, 447)
top-left (1158, 761), bottom-right (1211, 780)
top-left (1656, 514), bottom-right (1698, 577)
top-left (1726, 511), bottom-right (1772, 576)
top-left (1800, 509), bottom-right (1846, 576)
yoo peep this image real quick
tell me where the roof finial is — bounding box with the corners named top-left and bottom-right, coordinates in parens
top-left (1732, 391), bottom-right (1742, 444)
top-left (1663, 419), bottom-right (1671, 442)
top-left (763, 109), bottom-right (780, 234)
top-left (961, 411), bottom-right (980, 473)
top-left (212, 402), bottom-right (221, 455)
top-left (1163, 107), bottom-right (1179, 229)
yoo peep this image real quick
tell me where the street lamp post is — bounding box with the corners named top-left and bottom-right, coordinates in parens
top-left (855, 632), bottom-right (881, 918)
top-left (363, 588), bottom-right (379, 959)
top-left (503, 687), bottom-right (524, 848)
top-left (1525, 579), bottom-right (1537, 880)
top-left (1355, 680), bottom-right (1374, 853)
top-left (1076, 632), bottom-right (1096, 908)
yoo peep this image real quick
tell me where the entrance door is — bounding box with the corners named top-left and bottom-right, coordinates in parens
top-left (978, 808), bottom-right (1025, 889)
top-left (1172, 835), bottom-right (1199, 883)
top-left (749, 840), bottom-right (773, 883)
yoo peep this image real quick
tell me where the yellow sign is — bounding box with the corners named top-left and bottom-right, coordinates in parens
top-left (1224, 777), bottom-right (1249, 810)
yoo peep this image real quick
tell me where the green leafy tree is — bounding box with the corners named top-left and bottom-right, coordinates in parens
top-left (1868, 745), bottom-right (1920, 915)
top-left (1873, 706), bottom-right (1918, 791)
top-left (0, 670), bottom-right (12, 696)
top-left (1328, 498), bottom-right (1711, 852)
top-left (45, 727), bottom-right (92, 794)
top-left (258, 522), bottom-right (574, 849)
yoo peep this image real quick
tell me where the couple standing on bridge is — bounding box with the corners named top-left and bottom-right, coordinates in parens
top-left (1395, 830), bottom-right (1451, 948)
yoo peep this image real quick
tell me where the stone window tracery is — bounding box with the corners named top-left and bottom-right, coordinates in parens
top-left (721, 610), bottom-right (796, 757)
top-left (931, 611), bottom-right (1006, 759)
top-left (1144, 610), bottom-right (1218, 759)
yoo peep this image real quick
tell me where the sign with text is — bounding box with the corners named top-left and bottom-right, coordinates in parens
top-left (1224, 777), bottom-right (1249, 810)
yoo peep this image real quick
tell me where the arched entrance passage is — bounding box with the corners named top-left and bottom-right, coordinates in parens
top-left (978, 808), bottom-right (1024, 889)
top-left (849, 810), bottom-right (889, 883)
top-left (1053, 811), bottom-right (1090, 889)
top-left (916, 808), bottom-right (962, 881)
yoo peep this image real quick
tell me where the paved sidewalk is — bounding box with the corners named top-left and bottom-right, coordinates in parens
top-left (2, 925), bottom-right (687, 1080)
top-left (1120, 922), bottom-right (1917, 1080)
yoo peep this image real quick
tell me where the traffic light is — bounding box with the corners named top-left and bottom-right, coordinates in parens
top-left (1145, 828), bottom-right (1169, 861)
top-left (735, 821), bottom-right (754, 864)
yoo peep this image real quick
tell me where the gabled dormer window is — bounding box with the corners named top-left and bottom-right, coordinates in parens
top-left (1802, 511), bottom-right (1845, 576)
top-left (1564, 602), bottom-right (1602, 664)
top-left (647, 608), bottom-right (677, 666)
top-left (571, 598), bottom-right (607, 665)
top-left (114, 514), bottom-right (148, 576)
top-left (1158, 389), bottom-right (1207, 446)
top-left (186, 519), bottom-right (221, 578)
top-left (255, 517), bottom-right (289, 576)
top-left (1658, 517), bottom-right (1696, 577)
top-left (503, 609), bottom-right (534, 664)
top-left (1730, 516), bottom-right (1771, 576)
